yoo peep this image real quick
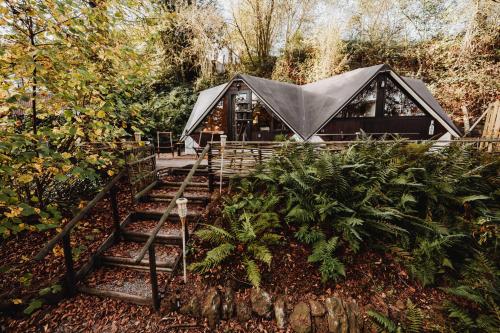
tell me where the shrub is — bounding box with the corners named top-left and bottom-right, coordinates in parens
top-left (242, 140), bottom-right (499, 286)
top-left (190, 183), bottom-right (282, 288)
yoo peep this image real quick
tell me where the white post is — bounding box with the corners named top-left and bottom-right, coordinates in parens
top-left (176, 198), bottom-right (188, 283)
top-left (219, 135), bottom-right (227, 194)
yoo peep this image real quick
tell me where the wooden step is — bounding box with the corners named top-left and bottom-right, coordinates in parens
top-left (145, 194), bottom-right (209, 204)
top-left (159, 181), bottom-right (209, 189)
top-left (121, 230), bottom-right (182, 245)
top-left (158, 167), bottom-right (209, 176)
top-left (132, 209), bottom-right (203, 221)
top-left (99, 240), bottom-right (181, 269)
top-left (99, 259), bottom-right (174, 272)
top-left (79, 267), bottom-right (169, 306)
top-left (79, 286), bottom-right (152, 305)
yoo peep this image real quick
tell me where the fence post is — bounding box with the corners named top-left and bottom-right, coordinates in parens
top-left (62, 233), bottom-right (76, 296)
top-left (258, 143), bottom-right (262, 165)
top-left (110, 185), bottom-right (120, 236)
top-left (207, 143), bottom-right (214, 193)
top-left (148, 245), bottom-right (160, 311)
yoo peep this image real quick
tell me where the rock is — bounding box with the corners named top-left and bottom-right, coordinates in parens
top-left (221, 286), bottom-right (235, 320)
top-left (290, 302), bottom-right (312, 333)
top-left (250, 288), bottom-right (272, 318)
top-left (236, 300), bottom-right (252, 323)
top-left (345, 301), bottom-right (361, 333)
top-left (325, 297), bottom-right (348, 333)
top-left (310, 299), bottom-right (326, 317)
top-left (161, 294), bottom-right (179, 313)
top-left (274, 295), bottom-right (286, 329)
top-left (314, 316), bottom-right (330, 333)
top-left (179, 296), bottom-right (201, 318)
top-left (201, 288), bottom-right (221, 329)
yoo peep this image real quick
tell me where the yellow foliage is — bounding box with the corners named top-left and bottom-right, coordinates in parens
top-left (5, 207), bottom-right (23, 218)
top-left (52, 245), bottom-right (64, 257)
top-left (18, 174), bottom-right (33, 184)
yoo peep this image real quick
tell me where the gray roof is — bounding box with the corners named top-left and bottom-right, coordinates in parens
top-left (181, 64), bottom-right (461, 140)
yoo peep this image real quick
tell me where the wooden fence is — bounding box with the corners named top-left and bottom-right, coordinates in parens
top-left (208, 138), bottom-right (500, 177)
top-left (480, 101), bottom-right (500, 152)
top-left (125, 145), bottom-right (157, 201)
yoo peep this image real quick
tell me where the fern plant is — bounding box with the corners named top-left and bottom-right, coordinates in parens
top-left (367, 309), bottom-right (402, 333)
top-left (190, 191), bottom-right (282, 288)
top-left (307, 236), bottom-right (345, 282)
top-left (404, 299), bottom-right (424, 333)
top-left (443, 254), bottom-right (500, 333)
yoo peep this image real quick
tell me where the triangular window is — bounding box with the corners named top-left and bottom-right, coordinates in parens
top-left (335, 80), bottom-right (377, 118)
top-left (384, 77), bottom-right (425, 117)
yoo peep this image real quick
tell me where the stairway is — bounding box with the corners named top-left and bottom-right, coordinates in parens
top-left (78, 168), bottom-right (211, 307)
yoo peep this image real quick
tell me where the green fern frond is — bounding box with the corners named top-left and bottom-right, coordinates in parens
top-left (367, 309), bottom-right (399, 333)
top-left (189, 243), bottom-right (235, 273)
top-left (248, 244), bottom-right (272, 265)
top-left (445, 301), bottom-right (476, 329)
top-left (295, 225), bottom-right (325, 244)
top-left (244, 258), bottom-right (261, 288)
top-left (405, 299), bottom-right (423, 333)
top-left (194, 224), bottom-right (233, 244)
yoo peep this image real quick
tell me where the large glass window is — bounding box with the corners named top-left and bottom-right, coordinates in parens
top-left (384, 78), bottom-right (425, 117)
top-left (197, 99), bottom-right (226, 132)
top-left (336, 80), bottom-right (377, 118)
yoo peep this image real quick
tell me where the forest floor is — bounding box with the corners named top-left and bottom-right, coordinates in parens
top-left (0, 188), bottom-right (453, 332)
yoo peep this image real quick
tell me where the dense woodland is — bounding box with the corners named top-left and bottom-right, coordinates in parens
top-left (0, 0), bottom-right (499, 332)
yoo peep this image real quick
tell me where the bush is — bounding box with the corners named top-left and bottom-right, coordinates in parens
top-left (238, 140), bottom-right (499, 287)
top-left (190, 181), bottom-right (282, 288)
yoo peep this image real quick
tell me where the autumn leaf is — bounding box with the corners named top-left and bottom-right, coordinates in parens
top-left (52, 245), bottom-right (64, 257)
top-left (5, 207), bottom-right (23, 218)
top-left (18, 174), bottom-right (33, 184)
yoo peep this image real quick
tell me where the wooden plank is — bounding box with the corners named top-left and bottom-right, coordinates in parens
top-left (134, 180), bottom-right (158, 202)
top-left (128, 154), bottom-right (156, 167)
top-left (79, 286), bottom-right (152, 305)
top-left (99, 255), bottom-right (175, 268)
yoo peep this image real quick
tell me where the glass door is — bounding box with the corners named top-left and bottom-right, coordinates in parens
top-left (230, 91), bottom-right (252, 141)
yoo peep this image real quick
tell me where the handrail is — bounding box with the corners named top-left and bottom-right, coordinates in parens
top-left (133, 144), bottom-right (211, 264)
top-left (34, 170), bottom-right (126, 260)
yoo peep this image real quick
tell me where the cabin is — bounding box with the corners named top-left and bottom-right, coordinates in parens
top-left (181, 64), bottom-right (461, 151)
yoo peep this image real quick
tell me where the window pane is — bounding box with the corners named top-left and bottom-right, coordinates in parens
top-left (336, 80), bottom-right (377, 118)
top-left (384, 78), bottom-right (425, 117)
top-left (197, 99), bottom-right (226, 132)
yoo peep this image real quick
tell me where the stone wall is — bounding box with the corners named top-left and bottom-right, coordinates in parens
top-left (168, 285), bottom-right (364, 332)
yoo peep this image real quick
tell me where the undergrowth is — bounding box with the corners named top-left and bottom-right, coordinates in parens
top-left (192, 140), bottom-right (499, 331)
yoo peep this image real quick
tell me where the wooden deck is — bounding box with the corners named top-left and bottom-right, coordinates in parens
top-left (155, 154), bottom-right (207, 170)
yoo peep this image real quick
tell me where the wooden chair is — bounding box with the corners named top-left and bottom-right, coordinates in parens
top-left (156, 131), bottom-right (174, 158)
top-left (195, 131), bottom-right (224, 157)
